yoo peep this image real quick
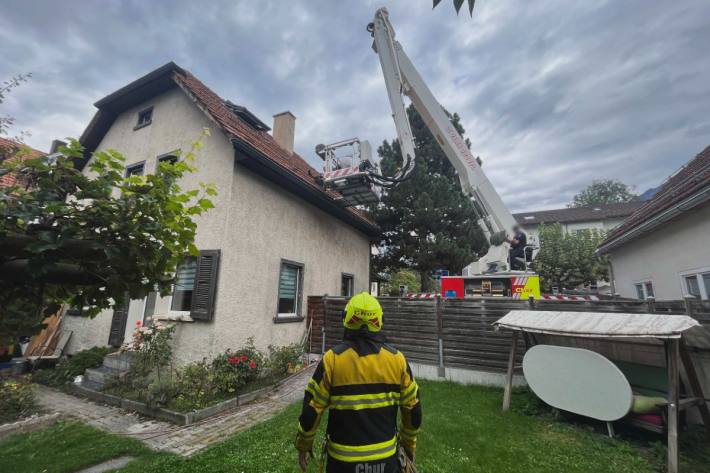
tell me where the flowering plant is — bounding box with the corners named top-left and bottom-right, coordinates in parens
top-left (122, 320), bottom-right (172, 352)
top-left (121, 320), bottom-right (175, 383)
top-left (212, 338), bottom-right (263, 393)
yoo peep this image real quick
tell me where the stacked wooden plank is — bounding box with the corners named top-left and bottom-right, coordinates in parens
top-left (24, 309), bottom-right (63, 357)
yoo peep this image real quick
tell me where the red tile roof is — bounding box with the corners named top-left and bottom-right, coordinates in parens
top-left (171, 69), bottom-right (376, 228)
top-left (599, 145), bottom-right (710, 251)
top-left (0, 137), bottom-right (45, 188)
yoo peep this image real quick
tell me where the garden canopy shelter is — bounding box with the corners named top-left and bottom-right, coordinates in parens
top-left (494, 310), bottom-right (708, 473)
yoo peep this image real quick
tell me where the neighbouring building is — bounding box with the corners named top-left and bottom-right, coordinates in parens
top-left (597, 146), bottom-right (710, 300)
top-left (61, 62), bottom-right (378, 363)
top-left (0, 137), bottom-right (46, 188)
top-left (513, 202), bottom-right (643, 247)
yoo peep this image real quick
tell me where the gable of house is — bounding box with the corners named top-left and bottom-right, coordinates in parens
top-left (78, 62), bottom-right (378, 238)
top-left (598, 145), bottom-right (710, 254)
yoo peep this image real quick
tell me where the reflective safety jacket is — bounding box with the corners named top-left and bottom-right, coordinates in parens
top-left (296, 333), bottom-right (422, 470)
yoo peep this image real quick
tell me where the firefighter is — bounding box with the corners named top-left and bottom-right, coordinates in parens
top-left (508, 224), bottom-right (528, 270)
top-left (295, 292), bottom-right (421, 473)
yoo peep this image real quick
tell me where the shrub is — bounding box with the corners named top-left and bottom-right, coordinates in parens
top-left (0, 378), bottom-right (38, 423)
top-left (267, 343), bottom-right (305, 376)
top-left (33, 346), bottom-right (114, 387)
top-left (212, 351), bottom-right (260, 393)
top-left (62, 346), bottom-right (113, 376)
top-left (212, 337), bottom-right (264, 392)
top-left (145, 378), bottom-right (176, 409)
top-left (172, 360), bottom-right (218, 411)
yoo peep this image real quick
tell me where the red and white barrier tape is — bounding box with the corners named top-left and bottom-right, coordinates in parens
top-left (322, 166), bottom-right (360, 180)
top-left (541, 294), bottom-right (599, 301)
top-left (405, 293), bottom-right (439, 299)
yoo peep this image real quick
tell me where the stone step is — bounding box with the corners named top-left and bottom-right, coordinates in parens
top-left (84, 366), bottom-right (122, 387)
top-left (79, 378), bottom-right (105, 392)
top-left (103, 352), bottom-right (134, 371)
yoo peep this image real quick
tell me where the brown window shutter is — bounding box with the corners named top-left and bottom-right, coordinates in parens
top-left (190, 250), bottom-right (221, 321)
top-left (108, 293), bottom-right (130, 347)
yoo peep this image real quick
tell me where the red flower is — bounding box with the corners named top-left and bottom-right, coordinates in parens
top-left (241, 355), bottom-right (248, 361)
top-left (249, 360), bottom-right (256, 369)
top-left (135, 320), bottom-right (142, 327)
top-left (227, 356), bottom-right (239, 365)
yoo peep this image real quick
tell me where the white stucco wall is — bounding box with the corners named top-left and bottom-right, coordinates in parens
top-left (62, 87), bottom-right (371, 363)
top-left (521, 216), bottom-right (627, 246)
top-left (607, 203), bottom-right (710, 300)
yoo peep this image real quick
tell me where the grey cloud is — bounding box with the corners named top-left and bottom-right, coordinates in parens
top-left (1, 0), bottom-right (709, 212)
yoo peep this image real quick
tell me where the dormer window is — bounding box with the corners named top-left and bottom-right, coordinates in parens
top-left (134, 106), bottom-right (153, 130)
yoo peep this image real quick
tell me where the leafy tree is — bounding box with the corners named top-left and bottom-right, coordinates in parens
top-left (0, 135), bottom-right (216, 345)
top-left (532, 223), bottom-right (609, 292)
top-left (570, 180), bottom-right (639, 208)
top-left (387, 269), bottom-right (422, 296)
top-left (433, 0), bottom-right (476, 16)
top-left (369, 105), bottom-right (487, 291)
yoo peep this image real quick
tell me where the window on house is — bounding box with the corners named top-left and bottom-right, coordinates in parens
top-left (703, 273), bottom-right (710, 299)
top-left (171, 257), bottom-right (197, 312)
top-left (157, 154), bottom-right (178, 168)
top-left (644, 281), bottom-right (654, 298)
top-left (635, 284), bottom-right (644, 300)
top-left (277, 261), bottom-right (303, 318)
top-left (341, 273), bottom-right (354, 297)
top-left (156, 154), bottom-right (178, 181)
top-left (686, 275), bottom-right (701, 298)
top-left (634, 281), bottom-right (654, 299)
top-left (125, 162), bottom-right (145, 177)
top-left (134, 106), bottom-right (153, 130)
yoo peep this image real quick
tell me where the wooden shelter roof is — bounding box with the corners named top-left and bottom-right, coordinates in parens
top-left (494, 310), bottom-right (699, 339)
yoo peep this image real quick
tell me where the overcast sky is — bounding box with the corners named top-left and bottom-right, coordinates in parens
top-left (2, 0), bottom-right (709, 212)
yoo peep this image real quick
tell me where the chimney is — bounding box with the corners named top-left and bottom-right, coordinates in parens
top-left (272, 111), bottom-right (295, 154)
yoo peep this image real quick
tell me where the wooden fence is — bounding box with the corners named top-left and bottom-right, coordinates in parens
top-left (306, 296), bottom-right (710, 374)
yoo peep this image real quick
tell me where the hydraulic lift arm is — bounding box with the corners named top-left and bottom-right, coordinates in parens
top-left (369, 7), bottom-right (519, 273)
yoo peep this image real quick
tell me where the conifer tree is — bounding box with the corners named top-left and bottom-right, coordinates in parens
top-left (370, 105), bottom-right (487, 291)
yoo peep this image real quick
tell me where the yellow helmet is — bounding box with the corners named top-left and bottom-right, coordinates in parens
top-left (343, 292), bottom-right (383, 333)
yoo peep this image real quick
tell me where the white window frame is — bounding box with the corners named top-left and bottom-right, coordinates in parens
top-left (633, 279), bottom-right (654, 300)
top-left (168, 256), bottom-right (198, 317)
top-left (341, 273), bottom-right (354, 297)
top-left (155, 151), bottom-right (180, 172)
top-left (679, 266), bottom-right (710, 300)
top-left (276, 260), bottom-right (304, 319)
top-left (125, 161), bottom-right (145, 177)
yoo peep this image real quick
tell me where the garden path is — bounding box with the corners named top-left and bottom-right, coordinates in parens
top-left (35, 365), bottom-right (314, 456)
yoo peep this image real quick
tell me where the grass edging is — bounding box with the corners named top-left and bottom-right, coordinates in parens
top-left (0, 412), bottom-right (64, 441)
top-left (67, 364), bottom-right (311, 425)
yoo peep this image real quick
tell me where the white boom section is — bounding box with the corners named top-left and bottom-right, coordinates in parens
top-left (371, 8), bottom-right (519, 273)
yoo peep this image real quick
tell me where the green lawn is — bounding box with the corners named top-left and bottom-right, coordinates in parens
top-left (2, 380), bottom-right (709, 472)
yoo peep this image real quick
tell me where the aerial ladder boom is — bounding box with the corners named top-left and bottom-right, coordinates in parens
top-left (369, 7), bottom-right (519, 274)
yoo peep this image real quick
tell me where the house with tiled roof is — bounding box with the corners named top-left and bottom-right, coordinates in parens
top-left (597, 145), bottom-right (710, 300)
top-left (61, 62), bottom-right (378, 361)
top-left (0, 137), bottom-right (46, 188)
top-left (513, 202), bottom-right (643, 247)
